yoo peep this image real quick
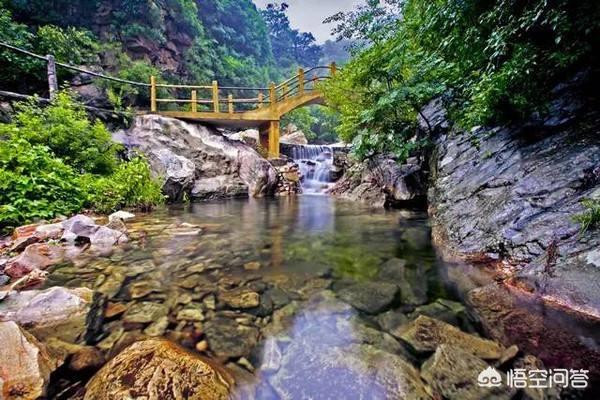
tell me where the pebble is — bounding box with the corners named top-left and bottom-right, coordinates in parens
top-left (195, 340), bottom-right (209, 352)
top-left (243, 261), bottom-right (261, 271)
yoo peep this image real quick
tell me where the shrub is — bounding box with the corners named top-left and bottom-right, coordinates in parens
top-left (0, 137), bottom-right (87, 228)
top-left (574, 198), bottom-right (600, 234)
top-left (0, 92), bottom-right (164, 230)
top-left (10, 92), bottom-right (119, 174)
top-left (85, 156), bottom-right (164, 214)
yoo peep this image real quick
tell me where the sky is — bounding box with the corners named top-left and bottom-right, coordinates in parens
top-left (252, 0), bottom-right (364, 43)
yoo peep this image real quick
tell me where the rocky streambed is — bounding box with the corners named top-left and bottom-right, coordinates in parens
top-left (1, 196), bottom-right (598, 399)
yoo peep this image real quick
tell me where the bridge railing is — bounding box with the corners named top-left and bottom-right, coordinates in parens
top-left (0, 40), bottom-right (337, 116)
top-left (149, 63), bottom-right (337, 114)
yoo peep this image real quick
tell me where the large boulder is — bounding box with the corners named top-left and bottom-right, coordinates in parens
top-left (0, 321), bottom-right (60, 400)
top-left (84, 339), bottom-right (233, 400)
top-left (329, 154), bottom-right (427, 207)
top-left (114, 115), bottom-right (278, 201)
top-left (0, 287), bottom-right (101, 343)
top-left (280, 124), bottom-right (308, 145)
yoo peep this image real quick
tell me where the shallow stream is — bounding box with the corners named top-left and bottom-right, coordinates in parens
top-left (44, 196), bottom-right (599, 398)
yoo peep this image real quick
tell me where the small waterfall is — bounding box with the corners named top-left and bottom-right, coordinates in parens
top-left (291, 145), bottom-right (334, 194)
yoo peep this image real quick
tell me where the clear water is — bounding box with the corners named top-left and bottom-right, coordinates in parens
top-left (44, 196), bottom-right (600, 398)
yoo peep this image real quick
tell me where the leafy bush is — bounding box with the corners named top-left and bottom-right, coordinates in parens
top-left (0, 137), bottom-right (87, 228)
top-left (85, 156), bottom-right (164, 214)
top-left (0, 92), bottom-right (164, 230)
top-left (11, 92), bottom-right (119, 174)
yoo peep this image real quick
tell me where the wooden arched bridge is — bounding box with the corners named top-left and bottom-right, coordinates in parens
top-left (149, 64), bottom-right (336, 158)
top-left (0, 42), bottom-right (336, 159)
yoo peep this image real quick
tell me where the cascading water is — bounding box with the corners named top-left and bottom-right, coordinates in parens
top-left (291, 145), bottom-right (335, 194)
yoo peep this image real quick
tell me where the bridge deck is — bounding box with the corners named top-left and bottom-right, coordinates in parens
top-left (149, 65), bottom-right (335, 157)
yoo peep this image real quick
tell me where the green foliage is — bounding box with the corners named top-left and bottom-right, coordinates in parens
top-left (11, 92), bottom-right (118, 174)
top-left (84, 156), bottom-right (164, 214)
top-left (98, 48), bottom-right (162, 109)
top-left (0, 137), bottom-right (87, 228)
top-left (262, 3), bottom-right (323, 69)
top-left (0, 6), bottom-right (99, 91)
top-left (0, 92), bottom-right (164, 230)
top-left (324, 0), bottom-right (600, 160)
top-left (574, 199), bottom-right (600, 234)
top-left (282, 106), bottom-right (340, 144)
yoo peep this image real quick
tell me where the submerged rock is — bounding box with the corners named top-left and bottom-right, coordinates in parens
top-left (398, 315), bottom-right (503, 359)
top-left (421, 344), bottom-right (515, 400)
top-left (204, 317), bottom-right (259, 359)
top-left (114, 115), bottom-right (278, 201)
top-left (377, 258), bottom-right (428, 305)
top-left (0, 287), bottom-right (100, 343)
top-left (0, 321), bottom-right (59, 400)
top-left (4, 243), bottom-right (65, 278)
top-left (269, 341), bottom-right (431, 400)
top-left (123, 302), bottom-right (169, 324)
top-left (219, 288), bottom-right (261, 309)
top-left (336, 281), bottom-right (399, 314)
top-left (84, 339), bottom-right (233, 400)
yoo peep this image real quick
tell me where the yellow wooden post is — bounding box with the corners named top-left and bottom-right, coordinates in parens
top-left (282, 83), bottom-right (289, 100)
top-left (150, 76), bottom-right (157, 113)
top-left (212, 80), bottom-right (219, 113)
top-left (298, 68), bottom-right (305, 95)
top-left (269, 120), bottom-right (280, 158)
top-left (269, 83), bottom-right (276, 106)
top-left (330, 62), bottom-right (337, 76)
top-left (191, 90), bottom-right (197, 113)
top-left (228, 94), bottom-right (234, 114)
top-left (258, 92), bottom-right (264, 109)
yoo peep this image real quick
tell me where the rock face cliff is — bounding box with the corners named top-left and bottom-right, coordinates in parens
top-left (113, 116), bottom-right (278, 201)
top-left (426, 80), bottom-right (600, 318)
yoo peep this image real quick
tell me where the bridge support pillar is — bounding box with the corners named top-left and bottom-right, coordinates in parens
top-left (259, 121), bottom-right (280, 159)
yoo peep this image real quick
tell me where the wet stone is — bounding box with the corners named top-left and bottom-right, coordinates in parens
top-left (243, 261), bottom-right (261, 271)
top-left (398, 315), bottom-right (503, 359)
top-left (96, 272), bottom-right (125, 299)
top-left (69, 346), bottom-right (106, 372)
top-left (176, 307), bottom-right (205, 322)
top-left (219, 289), bottom-right (260, 309)
top-left (204, 317), bottom-right (259, 359)
top-left (104, 302), bottom-right (127, 319)
top-left (143, 316), bottom-right (170, 337)
top-left (336, 281), bottom-right (399, 314)
top-left (123, 302), bottom-right (169, 324)
top-left (265, 287), bottom-right (291, 310)
top-left (126, 280), bottom-right (160, 299)
top-left (421, 344), bottom-right (515, 400)
top-left (96, 327), bottom-right (124, 352)
top-left (409, 298), bottom-right (470, 330)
